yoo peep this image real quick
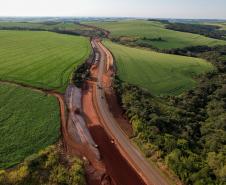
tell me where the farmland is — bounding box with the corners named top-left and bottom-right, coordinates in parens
top-left (0, 83), bottom-right (60, 169)
top-left (84, 20), bottom-right (226, 49)
top-left (104, 40), bottom-right (214, 96)
top-left (0, 17), bottom-right (224, 185)
top-left (0, 30), bottom-right (91, 92)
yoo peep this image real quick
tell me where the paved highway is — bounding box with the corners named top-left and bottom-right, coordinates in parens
top-left (93, 39), bottom-right (170, 185)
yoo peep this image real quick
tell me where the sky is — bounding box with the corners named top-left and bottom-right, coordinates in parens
top-left (0, 0), bottom-right (226, 19)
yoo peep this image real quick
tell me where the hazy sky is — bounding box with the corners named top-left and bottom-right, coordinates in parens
top-left (0, 0), bottom-right (226, 19)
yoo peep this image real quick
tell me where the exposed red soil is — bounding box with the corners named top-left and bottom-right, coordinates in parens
top-left (82, 81), bottom-right (112, 185)
top-left (51, 93), bottom-right (102, 168)
top-left (55, 90), bottom-right (109, 185)
top-left (89, 125), bottom-right (146, 185)
top-left (82, 81), bottom-right (99, 126)
top-left (105, 90), bottom-right (133, 137)
top-left (82, 65), bottom-right (145, 185)
top-left (102, 69), bottom-right (133, 137)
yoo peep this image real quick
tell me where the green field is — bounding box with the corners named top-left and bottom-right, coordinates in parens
top-left (84, 20), bottom-right (226, 49)
top-left (0, 30), bottom-right (90, 92)
top-left (0, 83), bottom-right (60, 169)
top-left (104, 40), bottom-right (214, 96)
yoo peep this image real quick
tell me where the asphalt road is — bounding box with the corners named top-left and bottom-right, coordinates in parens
top-left (93, 39), bottom-right (170, 185)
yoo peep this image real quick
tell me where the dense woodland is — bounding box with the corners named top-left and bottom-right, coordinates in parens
top-left (113, 45), bottom-right (226, 184)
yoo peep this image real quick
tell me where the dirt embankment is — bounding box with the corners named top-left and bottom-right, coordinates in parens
top-left (96, 40), bottom-right (133, 137)
top-left (82, 43), bottom-right (146, 185)
top-left (102, 68), bottom-right (134, 137)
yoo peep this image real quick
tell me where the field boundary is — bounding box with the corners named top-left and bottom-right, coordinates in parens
top-left (0, 80), bottom-right (63, 95)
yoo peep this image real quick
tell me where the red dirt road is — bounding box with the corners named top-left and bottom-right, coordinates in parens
top-left (82, 42), bottom-right (146, 185)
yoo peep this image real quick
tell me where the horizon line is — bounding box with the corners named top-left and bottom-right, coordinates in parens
top-left (0, 16), bottom-right (226, 21)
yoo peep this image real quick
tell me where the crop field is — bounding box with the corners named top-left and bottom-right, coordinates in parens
top-left (104, 40), bottom-right (214, 96)
top-left (84, 20), bottom-right (226, 49)
top-left (0, 83), bottom-right (60, 169)
top-left (0, 30), bottom-right (91, 92)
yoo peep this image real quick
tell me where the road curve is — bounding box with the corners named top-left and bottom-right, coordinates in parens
top-left (93, 39), bottom-right (170, 185)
